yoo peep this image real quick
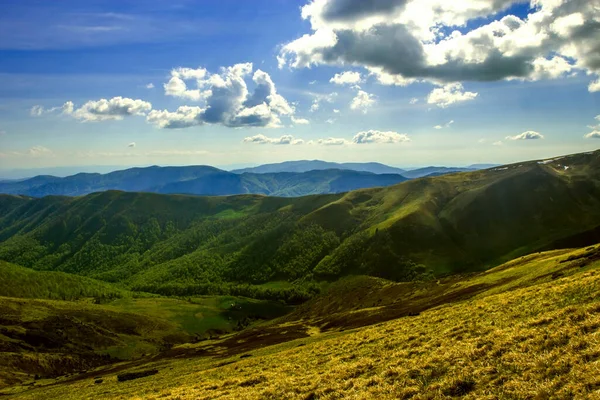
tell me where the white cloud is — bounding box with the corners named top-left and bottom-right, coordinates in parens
top-left (62, 101), bottom-right (74, 115)
top-left (291, 116), bottom-right (310, 125)
top-left (128, 142), bottom-right (136, 148)
top-left (69, 97), bottom-right (152, 122)
top-left (278, 0), bottom-right (600, 90)
top-left (350, 90), bottom-right (376, 113)
top-left (333, 109), bottom-right (340, 113)
top-left (506, 131), bottom-right (545, 140)
top-left (309, 80), bottom-right (317, 85)
top-left (145, 83), bottom-right (155, 89)
top-left (584, 115), bottom-right (600, 138)
top-left (434, 120), bottom-right (454, 129)
top-left (30, 105), bottom-right (45, 117)
top-left (352, 130), bottom-right (410, 144)
top-left (310, 92), bottom-right (338, 112)
top-left (317, 137), bottom-right (350, 146)
top-left (427, 83), bottom-right (477, 108)
top-left (150, 63), bottom-right (294, 129)
top-left (528, 56), bottom-right (573, 81)
top-left (493, 141), bottom-right (504, 146)
top-left (325, 118), bottom-right (336, 124)
top-left (146, 106), bottom-right (204, 129)
top-left (243, 134), bottom-right (304, 145)
top-left (409, 98), bottom-right (419, 104)
top-left (330, 71), bottom-right (362, 85)
top-left (589, 78), bottom-right (600, 93)
top-left (585, 131), bottom-right (600, 139)
top-left (28, 146), bottom-right (52, 156)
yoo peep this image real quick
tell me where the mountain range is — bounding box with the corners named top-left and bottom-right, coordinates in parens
top-left (1, 149), bottom-right (598, 298)
top-left (0, 167), bottom-right (407, 198)
top-left (0, 160), bottom-right (498, 198)
top-left (231, 159), bottom-right (488, 178)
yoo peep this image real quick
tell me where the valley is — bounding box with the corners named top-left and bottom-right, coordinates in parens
top-left (1, 149), bottom-right (600, 398)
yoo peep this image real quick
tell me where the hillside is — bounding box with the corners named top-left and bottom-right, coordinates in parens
top-left (0, 166), bottom-right (407, 198)
top-left (6, 243), bottom-right (600, 399)
top-left (0, 150), bottom-right (599, 299)
top-left (0, 260), bottom-right (127, 301)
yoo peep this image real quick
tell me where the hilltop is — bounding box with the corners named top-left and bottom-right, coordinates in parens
top-left (1, 149), bottom-right (599, 300)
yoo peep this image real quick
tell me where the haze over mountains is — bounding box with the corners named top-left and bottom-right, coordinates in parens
top-left (0, 160), bottom-right (498, 198)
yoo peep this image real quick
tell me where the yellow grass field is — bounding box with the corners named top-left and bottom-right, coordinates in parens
top-left (7, 244), bottom-right (600, 399)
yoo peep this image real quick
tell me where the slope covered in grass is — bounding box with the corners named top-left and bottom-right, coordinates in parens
top-left (7, 244), bottom-right (600, 399)
top-left (0, 260), bottom-right (128, 301)
top-left (0, 293), bottom-right (291, 390)
top-left (0, 150), bottom-right (599, 298)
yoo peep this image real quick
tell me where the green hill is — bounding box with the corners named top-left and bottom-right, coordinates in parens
top-left (0, 260), bottom-right (127, 301)
top-left (0, 150), bottom-right (599, 300)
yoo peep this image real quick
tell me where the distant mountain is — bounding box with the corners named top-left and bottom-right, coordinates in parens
top-left (0, 166), bottom-right (407, 198)
top-left (467, 163), bottom-right (500, 169)
top-left (401, 166), bottom-right (477, 179)
top-left (232, 160), bottom-right (407, 175)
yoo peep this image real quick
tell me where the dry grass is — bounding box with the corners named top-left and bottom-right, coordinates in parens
top-left (8, 245), bottom-right (600, 399)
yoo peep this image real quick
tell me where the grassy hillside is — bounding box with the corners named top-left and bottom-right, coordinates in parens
top-left (0, 150), bottom-right (599, 300)
top-left (0, 166), bottom-right (407, 198)
top-left (0, 292), bottom-right (290, 390)
top-left (7, 243), bottom-right (600, 399)
top-left (0, 260), bottom-right (128, 301)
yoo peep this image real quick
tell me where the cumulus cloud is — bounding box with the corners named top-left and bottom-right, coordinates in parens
top-left (67, 97), bottom-right (152, 122)
top-left (506, 131), bottom-right (544, 140)
top-left (352, 130), bottom-right (410, 144)
top-left (145, 83), bottom-right (155, 89)
top-left (128, 142), bottom-right (136, 148)
top-left (278, 0), bottom-right (600, 89)
top-left (350, 90), bottom-right (376, 112)
top-left (151, 63), bottom-right (294, 128)
top-left (409, 98), bottom-right (419, 104)
top-left (330, 71), bottom-right (362, 85)
top-left (243, 134), bottom-right (304, 145)
top-left (427, 83), bottom-right (477, 108)
top-left (585, 131), bottom-right (600, 139)
top-left (590, 79), bottom-right (600, 93)
top-left (434, 120), bottom-right (454, 129)
top-left (291, 116), bottom-right (310, 125)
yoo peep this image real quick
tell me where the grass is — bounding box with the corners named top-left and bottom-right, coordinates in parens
top-left (6, 243), bottom-right (600, 399)
top-left (0, 292), bottom-right (292, 391)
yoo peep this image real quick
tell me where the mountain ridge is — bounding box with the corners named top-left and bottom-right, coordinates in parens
top-left (0, 167), bottom-right (408, 198)
top-left (1, 149), bottom-right (598, 299)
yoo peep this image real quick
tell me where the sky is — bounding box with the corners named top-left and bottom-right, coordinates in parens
top-left (0, 0), bottom-right (599, 173)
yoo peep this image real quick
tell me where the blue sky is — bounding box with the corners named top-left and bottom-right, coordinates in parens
top-left (0, 0), bottom-right (598, 173)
